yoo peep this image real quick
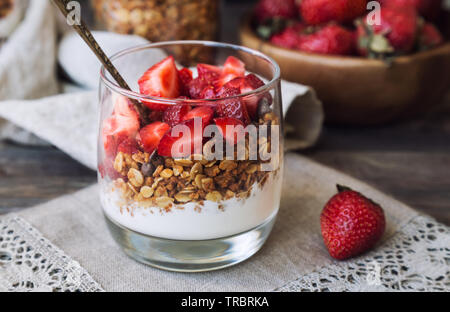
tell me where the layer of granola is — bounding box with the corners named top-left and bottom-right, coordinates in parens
top-left (110, 153), bottom-right (275, 211)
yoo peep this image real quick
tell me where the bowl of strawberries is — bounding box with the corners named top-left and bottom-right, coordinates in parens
top-left (240, 0), bottom-right (450, 124)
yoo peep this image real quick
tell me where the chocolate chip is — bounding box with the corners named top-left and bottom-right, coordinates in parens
top-left (151, 155), bottom-right (164, 167)
top-left (257, 97), bottom-right (271, 118)
top-left (141, 162), bottom-right (155, 177)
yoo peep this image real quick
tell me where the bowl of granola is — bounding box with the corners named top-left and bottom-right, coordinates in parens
top-left (98, 41), bottom-right (283, 272)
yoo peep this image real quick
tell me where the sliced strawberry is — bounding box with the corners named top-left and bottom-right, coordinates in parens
top-left (138, 121), bottom-right (170, 153)
top-left (148, 110), bottom-right (163, 122)
top-left (200, 85), bottom-right (217, 99)
top-left (214, 74), bottom-right (237, 89)
top-left (138, 56), bottom-right (180, 111)
top-left (163, 104), bottom-right (191, 127)
top-left (178, 67), bottom-right (193, 96)
top-left (214, 56), bottom-right (246, 89)
top-left (215, 86), bottom-right (250, 124)
top-left (222, 56), bottom-right (245, 77)
top-left (117, 138), bottom-right (140, 155)
top-left (101, 117), bottom-right (121, 158)
top-left (188, 77), bottom-right (211, 99)
top-left (157, 119), bottom-right (204, 158)
top-left (102, 96), bottom-right (140, 158)
top-left (98, 159), bottom-right (124, 180)
top-left (221, 74), bottom-right (269, 119)
top-left (113, 95), bottom-right (139, 118)
top-left (243, 74), bottom-right (267, 118)
top-left (214, 117), bottom-right (246, 146)
top-left (178, 68), bottom-right (193, 85)
top-left (183, 106), bottom-right (214, 126)
top-left (197, 63), bottom-right (222, 80)
top-left (245, 73), bottom-right (265, 90)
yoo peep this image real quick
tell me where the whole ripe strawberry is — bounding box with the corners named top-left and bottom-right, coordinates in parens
top-left (356, 7), bottom-right (418, 57)
top-left (297, 24), bottom-right (356, 55)
top-left (255, 0), bottom-right (298, 23)
top-left (418, 22), bottom-right (444, 50)
top-left (300, 0), bottom-right (368, 25)
top-left (379, 0), bottom-right (443, 21)
top-left (321, 185), bottom-right (386, 260)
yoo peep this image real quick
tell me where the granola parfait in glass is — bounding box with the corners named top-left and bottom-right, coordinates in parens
top-left (98, 41), bottom-right (283, 272)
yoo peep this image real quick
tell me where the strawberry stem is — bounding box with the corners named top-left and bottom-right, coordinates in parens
top-left (336, 184), bottom-right (352, 193)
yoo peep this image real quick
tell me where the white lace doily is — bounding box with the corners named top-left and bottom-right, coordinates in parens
top-left (0, 216), bottom-right (103, 292)
top-left (1, 214), bottom-right (448, 292)
top-left (275, 215), bottom-right (450, 292)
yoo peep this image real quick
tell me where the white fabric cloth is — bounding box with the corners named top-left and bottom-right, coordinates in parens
top-left (0, 0), bottom-right (58, 144)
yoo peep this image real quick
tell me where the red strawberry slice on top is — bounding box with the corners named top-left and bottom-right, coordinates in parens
top-left (117, 138), bottom-right (140, 155)
top-left (138, 56), bottom-right (180, 111)
top-left (215, 86), bottom-right (250, 125)
top-left (163, 104), bottom-right (191, 127)
top-left (188, 77), bottom-right (211, 99)
top-left (183, 106), bottom-right (215, 126)
top-left (214, 117), bottom-right (246, 146)
top-left (245, 73), bottom-right (265, 90)
top-left (113, 95), bottom-right (139, 118)
top-left (222, 74), bottom-right (266, 119)
top-left (222, 56), bottom-right (246, 77)
top-left (200, 85), bottom-right (217, 99)
top-left (102, 118), bottom-right (122, 158)
top-left (214, 56), bottom-right (246, 89)
top-left (102, 96), bottom-right (140, 158)
top-left (157, 118), bottom-right (204, 158)
top-left (178, 67), bottom-right (193, 96)
top-left (197, 63), bottom-right (222, 80)
top-left (186, 64), bottom-right (221, 99)
top-left (138, 121), bottom-right (170, 153)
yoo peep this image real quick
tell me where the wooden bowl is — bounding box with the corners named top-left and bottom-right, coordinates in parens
top-left (240, 18), bottom-right (450, 125)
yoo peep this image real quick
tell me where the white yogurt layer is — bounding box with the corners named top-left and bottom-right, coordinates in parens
top-left (101, 174), bottom-right (282, 240)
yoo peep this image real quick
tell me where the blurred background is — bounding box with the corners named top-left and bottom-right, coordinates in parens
top-left (0, 0), bottom-right (449, 224)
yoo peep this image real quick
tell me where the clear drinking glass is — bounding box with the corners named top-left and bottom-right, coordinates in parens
top-left (98, 41), bottom-right (283, 272)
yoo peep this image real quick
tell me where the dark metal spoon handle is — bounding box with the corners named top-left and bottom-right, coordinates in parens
top-left (52, 0), bottom-right (148, 121)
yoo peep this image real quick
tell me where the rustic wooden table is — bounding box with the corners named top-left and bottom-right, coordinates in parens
top-left (0, 1), bottom-right (449, 225)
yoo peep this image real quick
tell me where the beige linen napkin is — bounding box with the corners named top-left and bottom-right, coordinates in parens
top-left (7, 153), bottom-right (446, 292)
